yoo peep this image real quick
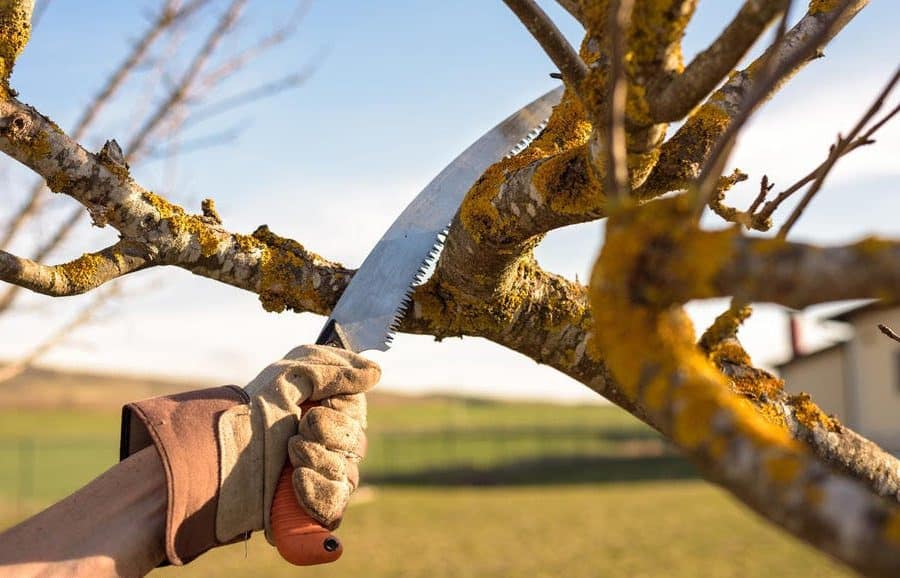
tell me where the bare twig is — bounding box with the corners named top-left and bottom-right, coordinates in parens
top-left (502, 0), bottom-right (587, 91)
top-left (692, 1), bottom-right (852, 216)
top-left (124, 0), bottom-right (246, 156)
top-left (776, 67), bottom-right (900, 237)
top-left (194, 0), bottom-right (310, 91)
top-left (603, 0), bottom-right (634, 201)
top-left (878, 324), bottom-right (900, 344)
top-left (181, 70), bottom-right (311, 129)
top-left (0, 283), bottom-right (122, 384)
top-left (0, 0), bottom-right (208, 251)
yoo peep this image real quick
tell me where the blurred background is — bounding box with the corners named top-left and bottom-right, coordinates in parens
top-left (1, 1), bottom-right (897, 576)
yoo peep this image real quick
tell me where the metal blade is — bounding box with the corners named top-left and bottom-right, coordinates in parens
top-left (325, 86), bottom-right (563, 352)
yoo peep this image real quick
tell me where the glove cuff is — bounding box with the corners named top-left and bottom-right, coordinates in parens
top-left (121, 385), bottom-right (248, 565)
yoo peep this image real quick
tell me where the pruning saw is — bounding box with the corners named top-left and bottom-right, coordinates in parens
top-left (271, 85), bottom-right (563, 565)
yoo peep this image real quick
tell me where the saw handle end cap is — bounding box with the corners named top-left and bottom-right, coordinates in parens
top-left (271, 463), bottom-right (343, 566)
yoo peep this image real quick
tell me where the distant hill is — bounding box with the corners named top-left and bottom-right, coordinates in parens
top-left (0, 363), bottom-right (441, 410)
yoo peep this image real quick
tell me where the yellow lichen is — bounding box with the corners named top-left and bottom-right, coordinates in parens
top-left (0, 0), bottom-right (31, 94)
top-left (809, 0), bottom-right (842, 15)
top-left (142, 192), bottom-right (222, 258)
top-left (253, 225), bottom-right (337, 315)
top-left (787, 392), bottom-right (840, 432)
top-left (459, 91), bottom-right (592, 242)
top-left (58, 252), bottom-right (105, 293)
top-left (588, 194), bottom-right (803, 486)
top-left (45, 170), bottom-right (69, 193)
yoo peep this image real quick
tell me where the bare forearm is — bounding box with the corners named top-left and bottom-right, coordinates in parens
top-left (0, 446), bottom-right (166, 578)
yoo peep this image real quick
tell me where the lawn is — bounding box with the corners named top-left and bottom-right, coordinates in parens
top-left (0, 396), bottom-right (852, 577)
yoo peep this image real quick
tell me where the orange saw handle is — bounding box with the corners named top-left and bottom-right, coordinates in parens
top-left (272, 323), bottom-right (349, 565)
top-left (271, 401), bottom-right (343, 566)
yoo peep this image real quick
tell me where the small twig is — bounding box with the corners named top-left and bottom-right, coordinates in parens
top-left (777, 67), bottom-right (900, 238)
top-left (0, 0), bottom-right (208, 252)
top-left (195, 0), bottom-right (311, 90)
top-left (0, 283), bottom-right (123, 385)
top-left (182, 70), bottom-right (312, 128)
top-left (603, 0), bottom-right (634, 201)
top-left (747, 175), bottom-right (773, 215)
top-left (878, 324), bottom-right (900, 344)
top-left (692, 0), bottom-right (850, 218)
top-left (502, 0), bottom-right (588, 91)
top-left (124, 0), bottom-right (247, 155)
top-left (201, 198), bottom-right (222, 224)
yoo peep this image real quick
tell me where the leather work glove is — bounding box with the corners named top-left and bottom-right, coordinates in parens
top-left (120, 345), bottom-right (380, 565)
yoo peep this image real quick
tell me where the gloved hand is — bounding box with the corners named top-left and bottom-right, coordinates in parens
top-left (120, 345), bottom-right (380, 565)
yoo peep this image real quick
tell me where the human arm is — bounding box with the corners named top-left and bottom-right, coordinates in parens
top-left (0, 446), bottom-right (166, 578)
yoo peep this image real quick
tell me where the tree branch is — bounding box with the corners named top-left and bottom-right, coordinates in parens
top-left (649, 0), bottom-right (788, 122)
top-left (0, 0), bottom-right (208, 251)
top-left (590, 200), bottom-right (900, 575)
top-left (713, 236), bottom-right (900, 309)
top-left (0, 240), bottom-right (152, 296)
top-left (602, 0), bottom-right (633, 201)
top-left (636, 0), bottom-right (869, 201)
top-left (502, 0), bottom-right (587, 91)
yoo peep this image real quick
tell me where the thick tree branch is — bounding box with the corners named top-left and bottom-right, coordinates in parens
top-left (636, 0), bottom-right (869, 200)
top-left (649, 0), bottom-right (788, 122)
top-left (713, 236), bottom-right (900, 309)
top-left (589, 199), bottom-right (900, 575)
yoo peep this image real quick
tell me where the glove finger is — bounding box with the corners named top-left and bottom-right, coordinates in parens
top-left (283, 345), bottom-right (380, 401)
top-left (289, 438), bottom-right (360, 489)
top-left (299, 406), bottom-right (365, 458)
top-left (320, 393), bottom-right (367, 430)
top-left (292, 466), bottom-right (351, 530)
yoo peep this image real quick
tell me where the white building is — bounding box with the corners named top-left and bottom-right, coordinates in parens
top-left (776, 304), bottom-right (900, 451)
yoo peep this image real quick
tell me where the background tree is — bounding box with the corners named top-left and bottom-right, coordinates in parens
top-left (0, 0), bottom-right (308, 382)
top-left (0, 0), bottom-right (898, 575)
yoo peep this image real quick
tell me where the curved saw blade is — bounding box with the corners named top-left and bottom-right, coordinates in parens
top-left (325, 86), bottom-right (563, 352)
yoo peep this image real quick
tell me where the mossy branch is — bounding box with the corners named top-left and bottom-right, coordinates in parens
top-left (649, 0), bottom-right (788, 122)
top-left (0, 0), bottom-right (33, 94)
top-left (636, 0), bottom-right (869, 200)
top-left (588, 197), bottom-right (900, 575)
top-left (0, 241), bottom-right (153, 297)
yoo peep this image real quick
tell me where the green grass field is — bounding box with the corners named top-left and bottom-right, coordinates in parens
top-left (0, 395), bottom-right (852, 577)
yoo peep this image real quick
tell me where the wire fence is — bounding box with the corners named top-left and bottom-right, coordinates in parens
top-left (0, 425), bottom-right (689, 514)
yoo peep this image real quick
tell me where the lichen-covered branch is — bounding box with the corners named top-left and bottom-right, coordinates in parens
top-left (0, 96), bottom-right (350, 315)
top-left (713, 236), bottom-right (900, 309)
top-left (0, 0), bottom-right (209, 251)
top-left (649, 0), bottom-right (787, 122)
top-left (0, 241), bottom-right (152, 297)
top-left (588, 196), bottom-right (900, 575)
top-left (0, 0), bottom-right (33, 93)
top-left (636, 0), bottom-right (869, 200)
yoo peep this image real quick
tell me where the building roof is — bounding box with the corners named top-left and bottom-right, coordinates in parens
top-left (826, 300), bottom-right (888, 323)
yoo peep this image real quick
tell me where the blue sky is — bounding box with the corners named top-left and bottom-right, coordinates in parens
top-left (1, 1), bottom-right (898, 401)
